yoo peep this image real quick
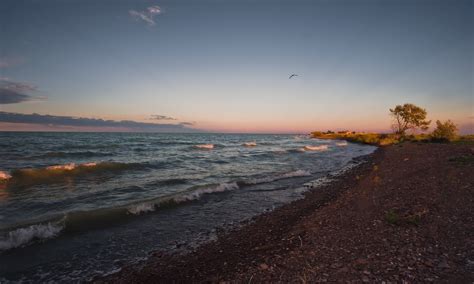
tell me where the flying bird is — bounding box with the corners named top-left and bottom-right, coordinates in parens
top-left (289, 74), bottom-right (298, 79)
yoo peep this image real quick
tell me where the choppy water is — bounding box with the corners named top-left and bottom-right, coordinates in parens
top-left (0, 132), bottom-right (375, 282)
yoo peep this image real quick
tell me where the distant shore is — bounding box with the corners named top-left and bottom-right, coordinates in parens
top-left (100, 142), bottom-right (473, 283)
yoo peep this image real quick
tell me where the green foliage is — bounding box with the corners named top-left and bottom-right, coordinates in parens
top-left (311, 132), bottom-right (400, 146)
top-left (406, 215), bottom-right (421, 226)
top-left (453, 135), bottom-right (474, 145)
top-left (431, 120), bottom-right (458, 142)
top-left (385, 210), bottom-right (400, 225)
top-left (448, 155), bottom-right (474, 165)
top-left (390, 103), bottom-right (431, 135)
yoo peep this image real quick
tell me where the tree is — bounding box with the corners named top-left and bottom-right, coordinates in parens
top-left (431, 120), bottom-right (458, 142)
top-left (389, 103), bottom-right (431, 136)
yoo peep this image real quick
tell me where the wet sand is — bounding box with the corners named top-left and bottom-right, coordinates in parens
top-left (100, 143), bottom-right (473, 283)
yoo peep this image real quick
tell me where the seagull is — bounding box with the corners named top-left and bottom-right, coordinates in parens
top-left (289, 74), bottom-right (298, 79)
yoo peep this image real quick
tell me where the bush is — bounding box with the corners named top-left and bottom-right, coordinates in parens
top-left (431, 120), bottom-right (458, 142)
top-left (385, 210), bottom-right (400, 225)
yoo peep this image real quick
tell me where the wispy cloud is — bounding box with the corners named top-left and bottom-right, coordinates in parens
top-left (150, 114), bottom-right (177, 121)
top-left (0, 57), bottom-right (23, 68)
top-left (0, 112), bottom-right (197, 132)
top-left (129, 5), bottom-right (162, 26)
top-left (0, 78), bottom-right (43, 104)
top-left (179, 121), bottom-right (196, 126)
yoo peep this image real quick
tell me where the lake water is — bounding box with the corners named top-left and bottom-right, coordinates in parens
top-left (0, 132), bottom-right (376, 282)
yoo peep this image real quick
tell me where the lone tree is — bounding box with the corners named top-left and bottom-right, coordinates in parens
top-left (390, 103), bottom-right (431, 136)
top-left (431, 120), bottom-right (458, 142)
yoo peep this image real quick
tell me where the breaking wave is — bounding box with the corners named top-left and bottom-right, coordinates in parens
top-left (0, 222), bottom-right (64, 252)
top-left (194, 144), bottom-right (214, 149)
top-left (127, 203), bottom-right (156, 215)
top-left (6, 162), bottom-right (145, 186)
top-left (1, 170), bottom-right (314, 250)
top-left (243, 142), bottom-right (257, 147)
top-left (336, 141), bottom-right (348, 146)
top-left (303, 145), bottom-right (329, 151)
top-left (0, 171), bottom-right (11, 182)
top-left (128, 182), bottom-right (239, 215)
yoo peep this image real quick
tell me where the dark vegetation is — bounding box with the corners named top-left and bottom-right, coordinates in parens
top-left (312, 103), bottom-right (473, 145)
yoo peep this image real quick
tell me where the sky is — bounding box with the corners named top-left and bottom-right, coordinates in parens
top-left (0, 0), bottom-right (472, 133)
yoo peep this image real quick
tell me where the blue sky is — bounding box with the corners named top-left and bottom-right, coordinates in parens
top-left (0, 0), bottom-right (472, 133)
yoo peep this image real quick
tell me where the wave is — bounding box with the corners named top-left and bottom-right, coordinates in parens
top-left (336, 141), bottom-right (348, 146)
top-left (0, 171), bottom-right (11, 182)
top-left (127, 203), bottom-right (156, 215)
top-left (243, 141), bottom-right (257, 147)
top-left (6, 162), bottom-right (144, 186)
top-left (127, 182), bottom-right (239, 215)
top-left (0, 170), bottom-right (312, 250)
top-left (0, 222), bottom-right (64, 252)
top-left (303, 145), bottom-right (329, 151)
top-left (194, 144), bottom-right (214, 149)
top-left (243, 170), bottom-right (311, 185)
top-left (173, 182), bottom-right (239, 203)
top-left (30, 151), bottom-right (112, 159)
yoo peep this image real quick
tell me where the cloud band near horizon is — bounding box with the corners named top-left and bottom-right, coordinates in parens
top-left (0, 112), bottom-right (198, 132)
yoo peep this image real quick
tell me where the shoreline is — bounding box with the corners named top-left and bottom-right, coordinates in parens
top-left (100, 142), bottom-right (473, 283)
top-left (98, 147), bottom-right (378, 282)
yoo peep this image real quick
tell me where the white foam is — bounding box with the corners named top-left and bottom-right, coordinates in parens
top-left (46, 163), bottom-right (77, 171)
top-left (303, 176), bottom-right (333, 189)
top-left (45, 162), bottom-right (99, 171)
top-left (174, 182), bottom-right (239, 203)
top-left (303, 145), bottom-right (329, 151)
top-left (243, 141), bottom-right (257, 147)
top-left (336, 141), bottom-right (348, 146)
top-left (247, 169), bottom-right (311, 185)
top-left (0, 171), bottom-right (11, 181)
top-left (0, 223), bottom-right (64, 251)
top-left (127, 203), bottom-right (155, 215)
top-left (195, 144), bottom-right (214, 149)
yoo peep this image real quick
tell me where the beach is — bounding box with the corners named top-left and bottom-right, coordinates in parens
top-left (101, 142), bottom-right (474, 283)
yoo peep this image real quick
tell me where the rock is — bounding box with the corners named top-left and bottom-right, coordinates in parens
top-left (354, 258), bottom-right (368, 270)
top-left (338, 267), bottom-right (349, 273)
top-left (437, 260), bottom-right (450, 269)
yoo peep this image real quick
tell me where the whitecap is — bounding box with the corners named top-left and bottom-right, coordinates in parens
top-left (243, 142), bottom-right (257, 147)
top-left (194, 144), bottom-right (214, 149)
top-left (0, 222), bottom-right (64, 251)
top-left (173, 182), bottom-right (239, 203)
top-left (303, 145), bottom-right (329, 151)
top-left (0, 171), bottom-right (11, 181)
top-left (46, 163), bottom-right (77, 171)
top-left (127, 203), bottom-right (155, 215)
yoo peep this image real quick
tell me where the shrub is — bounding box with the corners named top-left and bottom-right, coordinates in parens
top-left (431, 120), bottom-right (458, 142)
top-left (385, 210), bottom-right (400, 225)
